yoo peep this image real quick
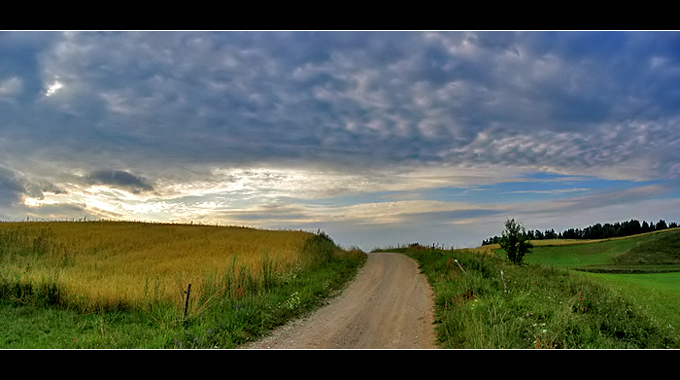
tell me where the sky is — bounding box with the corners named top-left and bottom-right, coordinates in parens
top-left (1, 30), bottom-right (680, 250)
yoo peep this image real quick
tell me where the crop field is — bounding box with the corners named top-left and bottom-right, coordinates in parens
top-left (0, 221), bottom-right (318, 312)
top-left (0, 221), bottom-right (366, 348)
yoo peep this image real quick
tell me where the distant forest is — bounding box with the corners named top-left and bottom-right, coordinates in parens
top-left (481, 219), bottom-right (679, 246)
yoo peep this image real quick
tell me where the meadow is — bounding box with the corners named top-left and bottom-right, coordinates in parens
top-left (523, 229), bottom-right (680, 270)
top-left (0, 221), bottom-right (365, 348)
top-left (524, 228), bottom-right (680, 337)
top-left (379, 228), bottom-right (680, 348)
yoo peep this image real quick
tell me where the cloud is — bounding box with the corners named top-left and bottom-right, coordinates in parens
top-left (0, 167), bottom-right (25, 207)
top-left (1, 31), bottom-right (680, 248)
top-left (0, 76), bottom-right (23, 99)
top-left (526, 184), bottom-right (671, 216)
top-left (0, 166), bottom-right (86, 221)
top-left (0, 166), bottom-right (65, 205)
top-left (0, 30), bottom-right (677, 179)
top-left (86, 170), bottom-right (154, 194)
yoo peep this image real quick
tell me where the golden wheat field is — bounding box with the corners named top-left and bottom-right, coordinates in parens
top-left (0, 221), bottom-right (316, 311)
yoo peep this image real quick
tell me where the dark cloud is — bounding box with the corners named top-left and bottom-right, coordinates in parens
top-left (0, 167), bottom-right (25, 207)
top-left (86, 170), bottom-right (154, 193)
top-left (0, 166), bottom-right (69, 208)
top-left (0, 30), bottom-right (676, 179)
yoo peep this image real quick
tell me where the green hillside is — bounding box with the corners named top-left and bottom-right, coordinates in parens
top-left (525, 228), bottom-right (680, 340)
top-left (525, 228), bottom-right (680, 273)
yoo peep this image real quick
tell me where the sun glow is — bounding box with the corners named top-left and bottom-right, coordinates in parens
top-left (23, 196), bottom-right (60, 208)
top-left (45, 80), bottom-right (63, 96)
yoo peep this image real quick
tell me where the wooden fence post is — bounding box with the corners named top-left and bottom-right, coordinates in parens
top-left (183, 284), bottom-right (192, 320)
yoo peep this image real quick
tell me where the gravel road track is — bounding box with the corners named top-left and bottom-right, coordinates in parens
top-left (242, 251), bottom-right (436, 349)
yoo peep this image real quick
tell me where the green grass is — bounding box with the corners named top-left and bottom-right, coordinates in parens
top-left (174, 248), bottom-right (366, 348)
top-left (523, 229), bottom-right (680, 337)
top-left (380, 241), bottom-right (680, 348)
top-left (0, 222), bottom-right (366, 348)
top-left (523, 234), bottom-right (659, 269)
top-left (588, 272), bottom-right (680, 333)
top-left (0, 300), bottom-right (174, 348)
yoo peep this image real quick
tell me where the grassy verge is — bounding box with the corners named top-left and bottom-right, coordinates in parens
top-left (0, 300), bottom-right (175, 348)
top-left (0, 222), bottom-right (366, 348)
top-left (174, 241), bottom-right (366, 348)
top-left (380, 246), bottom-right (679, 348)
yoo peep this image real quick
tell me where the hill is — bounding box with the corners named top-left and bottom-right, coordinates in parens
top-left (613, 229), bottom-right (680, 265)
top-left (525, 228), bottom-right (680, 274)
top-left (524, 228), bottom-right (680, 344)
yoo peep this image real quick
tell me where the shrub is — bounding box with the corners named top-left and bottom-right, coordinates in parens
top-left (499, 218), bottom-right (533, 265)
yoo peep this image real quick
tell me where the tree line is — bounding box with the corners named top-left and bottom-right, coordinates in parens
top-left (482, 219), bottom-right (679, 246)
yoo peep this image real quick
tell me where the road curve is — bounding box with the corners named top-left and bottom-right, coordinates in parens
top-left (242, 251), bottom-right (436, 349)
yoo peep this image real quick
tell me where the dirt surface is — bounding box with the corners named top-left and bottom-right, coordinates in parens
top-left (242, 252), bottom-right (436, 349)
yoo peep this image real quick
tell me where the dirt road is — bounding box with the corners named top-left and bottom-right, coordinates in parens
top-left (242, 251), bottom-right (436, 349)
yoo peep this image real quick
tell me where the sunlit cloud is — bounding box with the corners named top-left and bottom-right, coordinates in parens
top-left (44, 79), bottom-right (63, 96)
top-left (22, 196), bottom-right (61, 208)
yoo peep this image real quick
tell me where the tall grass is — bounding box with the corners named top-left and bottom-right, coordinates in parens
top-left (384, 246), bottom-right (679, 348)
top-left (0, 221), bottom-right (328, 312)
top-left (0, 221), bottom-right (365, 348)
top-left (174, 245), bottom-right (365, 348)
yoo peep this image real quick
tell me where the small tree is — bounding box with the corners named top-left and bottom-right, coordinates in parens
top-left (499, 218), bottom-right (533, 265)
